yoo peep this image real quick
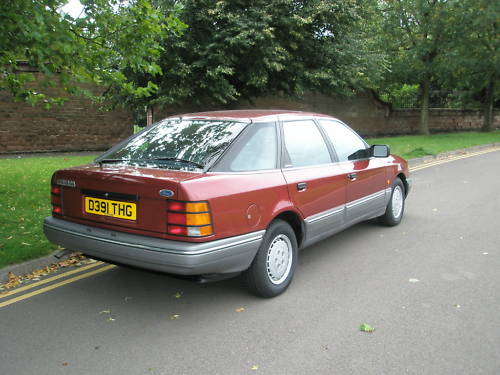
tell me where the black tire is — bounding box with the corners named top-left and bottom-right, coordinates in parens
top-left (378, 178), bottom-right (405, 226)
top-left (243, 220), bottom-right (298, 298)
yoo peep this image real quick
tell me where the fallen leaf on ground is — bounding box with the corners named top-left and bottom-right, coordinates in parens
top-left (251, 365), bottom-right (259, 370)
top-left (62, 362), bottom-right (69, 366)
top-left (235, 307), bottom-right (245, 312)
top-left (107, 317), bottom-right (116, 322)
top-left (0, 253), bottom-right (93, 290)
top-left (4, 272), bottom-right (21, 289)
top-left (170, 314), bottom-right (180, 320)
top-left (359, 323), bottom-right (375, 333)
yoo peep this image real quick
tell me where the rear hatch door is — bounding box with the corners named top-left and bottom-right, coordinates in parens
top-left (54, 164), bottom-right (198, 234)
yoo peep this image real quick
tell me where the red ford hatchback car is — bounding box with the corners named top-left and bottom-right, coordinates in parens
top-left (44, 110), bottom-right (410, 297)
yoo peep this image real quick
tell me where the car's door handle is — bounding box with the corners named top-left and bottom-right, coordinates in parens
top-left (297, 182), bottom-right (307, 191)
top-left (347, 173), bottom-right (357, 181)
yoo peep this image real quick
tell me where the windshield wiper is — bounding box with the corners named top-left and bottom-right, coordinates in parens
top-left (97, 157), bottom-right (204, 169)
top-left (146, 157), bottom-right (204, 169)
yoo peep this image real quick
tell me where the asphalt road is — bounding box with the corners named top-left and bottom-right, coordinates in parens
top-left (1, 150), bottom-right (499, 375)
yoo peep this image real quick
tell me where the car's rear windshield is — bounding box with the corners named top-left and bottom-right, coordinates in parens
top-left (96, 118), bottom-right (247, 171)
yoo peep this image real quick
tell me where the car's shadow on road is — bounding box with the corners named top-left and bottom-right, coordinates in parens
top-left (74, 218), bottom-right (411, 325)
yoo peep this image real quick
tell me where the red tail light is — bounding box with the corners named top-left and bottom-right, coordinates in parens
top-left (167, 200), bottom-right (213, 237)
top-left (51, 184), bottom-right (62, 216)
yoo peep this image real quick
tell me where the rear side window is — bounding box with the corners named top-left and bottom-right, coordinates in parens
top-left (282, 120), bottom-right (331, 167)
top-left (319, 120), bottom-right (367, 162)
top-left (213, 122), bottom-right (278, 172)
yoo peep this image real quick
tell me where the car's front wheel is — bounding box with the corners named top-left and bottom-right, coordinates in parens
top-left (378, 177), bottom-right (405, 226)
top-left (243, 220), bottom-right (298, 298)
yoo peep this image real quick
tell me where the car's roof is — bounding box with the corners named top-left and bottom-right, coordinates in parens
top-left (170, 109), bottom-right (338, 122)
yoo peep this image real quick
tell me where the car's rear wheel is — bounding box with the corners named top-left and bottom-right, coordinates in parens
top-left (378, 178), bottom-right (405, 226)
top-left (243, 220), bottom-right (298, 298)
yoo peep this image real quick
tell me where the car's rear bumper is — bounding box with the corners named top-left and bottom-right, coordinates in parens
top-left (43, 217), bottom-right (264, 275)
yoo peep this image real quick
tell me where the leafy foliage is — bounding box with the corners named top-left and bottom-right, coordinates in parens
top-left (119, 0), bottom-right (384, 111)
top-left (0, 0), bottom-right (184, 107)
top-left (439, 0), bottom-right (499, 130)
top-left (375, 0), bottom-right (499, 132)
top-left (376, 0), bottom-right (454, 134)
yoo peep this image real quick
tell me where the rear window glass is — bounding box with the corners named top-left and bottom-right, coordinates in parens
top-left (97, 119), bottom-right (246, 170)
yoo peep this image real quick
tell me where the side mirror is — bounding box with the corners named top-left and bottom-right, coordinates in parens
top-left (371, 144), bottom-right (390, 158)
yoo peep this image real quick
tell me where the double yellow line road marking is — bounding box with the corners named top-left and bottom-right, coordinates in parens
top-left (0, 261), bottom-right (115, 308)
top-left (1, 146), bottom-right (499, 309)
top-left (410, 146), bottom-right (500, 172)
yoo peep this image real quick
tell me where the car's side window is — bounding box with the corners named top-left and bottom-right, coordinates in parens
top-left (228, 122), bottom-right (277, 171)
top-left (319, 120), bottom-right (368, 162)
top-left (282, 120), bottom-right (332, 168)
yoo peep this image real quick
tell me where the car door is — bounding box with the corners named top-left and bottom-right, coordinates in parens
top-left (317, 119), bottom-right (387, 224)
top-left (280, 119), bottom-right (346, 246)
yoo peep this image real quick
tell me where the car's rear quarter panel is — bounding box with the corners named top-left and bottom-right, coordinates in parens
top-left (178, 171), bottom-right (298, 240)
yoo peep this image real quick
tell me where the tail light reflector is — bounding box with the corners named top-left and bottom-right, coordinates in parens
top-left (51, 184), bottom-right (62, 216)
top-left (167, 200), bottom-right (213, 237)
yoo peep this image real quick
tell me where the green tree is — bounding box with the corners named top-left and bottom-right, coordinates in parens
top-left (378, 0), bottom-right (452, 135)
top-left (441, 0), bottom-right (499, 131)
top-left (120, 0), bottom-right (385, 113)
top-left (0, 0), bottom-right (184, 107)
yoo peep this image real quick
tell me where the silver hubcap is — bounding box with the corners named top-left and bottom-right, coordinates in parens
top-left (266, 234), bottom-right (293, 285)
top-left (391, 185), bottom-right (404, 219)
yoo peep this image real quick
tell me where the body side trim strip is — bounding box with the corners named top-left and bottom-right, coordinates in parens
top-left (304, 188), bottom-right (387, 223)
top-left (305, 205), bottom-right (344, 224)
top-left (346, 190), bottom-right (385, 209)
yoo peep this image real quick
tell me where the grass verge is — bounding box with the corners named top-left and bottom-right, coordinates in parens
top-left (368, 131), bottom-right (500, 159)
top-left (0, 155), bottom-right (95, 268)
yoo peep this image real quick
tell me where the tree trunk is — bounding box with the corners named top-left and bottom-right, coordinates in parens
top-left (146, 106), bottom-right (154, 127)
top-left (481, 77), bottom-right (495, 132)
top-left (418, 75), bottom-right (431, 135)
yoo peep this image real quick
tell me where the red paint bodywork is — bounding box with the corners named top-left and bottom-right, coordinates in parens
top-left (50, 111), bottom-right (409, 246)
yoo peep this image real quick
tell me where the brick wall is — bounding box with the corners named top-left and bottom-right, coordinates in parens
top-left (384, 109), bottom-right (500, 135)
top-left (154, 92), bottom-right (499, 137)
top-left (1, 84), bottom-right (499, 154)
top-left (0, 76), bottom-right (132, 154)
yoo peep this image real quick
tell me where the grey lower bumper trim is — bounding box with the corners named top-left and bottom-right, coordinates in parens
top-left (43, 217), bottom-right (264, 275)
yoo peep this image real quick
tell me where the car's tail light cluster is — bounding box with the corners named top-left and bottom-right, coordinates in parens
top-left (167, 200), bottom-right (213, 237)
top-left (51, 185), bottom-right (62, 216)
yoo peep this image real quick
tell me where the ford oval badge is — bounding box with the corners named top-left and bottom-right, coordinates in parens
top-left (159, 189), bottom-right (174, 197)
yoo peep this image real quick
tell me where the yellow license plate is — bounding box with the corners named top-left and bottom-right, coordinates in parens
top-left (84, 197), bottom-right (136, 220)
